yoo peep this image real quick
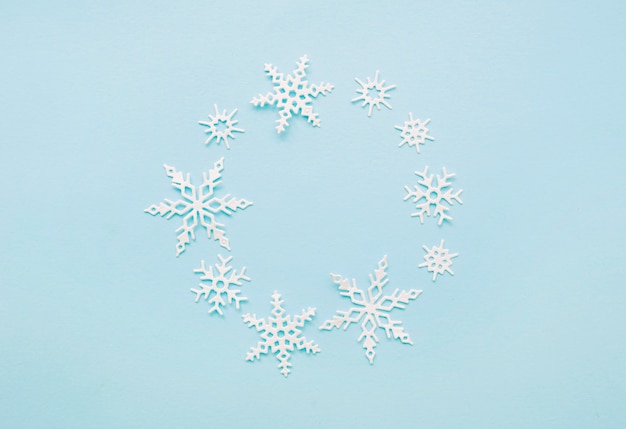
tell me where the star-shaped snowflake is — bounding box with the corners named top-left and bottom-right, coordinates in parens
top-left (352, 70), bottom-right (396, 117)
top-left (419, 240), bottom-right (458, 281)
top-left (403, 166), bottom-right (463, 225)
top-left (320, 256), bottom-right (421, 364)
top-left (243, 291), bottom-right (320, 377)
top-left (144, 158), bottom-right (252, 256)
top-left (251, 54), bottom-right (334, 134)
top-left (395, 114), bottom-right (434, 153)
top-left (190, 255), bottom-right (251, 315)
top-left (198, 104), bottom-right (244, 149)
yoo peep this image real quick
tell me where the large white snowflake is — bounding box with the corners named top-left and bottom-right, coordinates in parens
top-left (198, 104), bottom-right (244, 149)
top-left (191, 255), bottom-right (251, 315)
top-left (144, 158), bottom-right (252, 256)
top-left (419, 240), bottom-right (458, 281)
top-left (352, 70), bottom-right (396, 117)
top-left (251, 55), bottom-right (334, 134)
top-left (395, 113), bottom-right (434, 153)
top-left (243, 291), bottom-right (320, 377)
top-left (320, 256), bottom-right (422, 364)
top-left (403, 166), bottom-right (463, 225)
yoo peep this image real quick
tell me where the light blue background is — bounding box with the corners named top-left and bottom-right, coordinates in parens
top-left (1, 1), bottom-right (625, 427)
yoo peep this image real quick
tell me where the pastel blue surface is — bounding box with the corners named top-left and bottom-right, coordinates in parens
top-left (1, 1), bottom-right (625, 427)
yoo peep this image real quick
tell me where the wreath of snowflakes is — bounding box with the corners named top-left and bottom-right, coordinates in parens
top-left (198, 104), bottom-right (244, 149)
top-left (251, 55), bottom-right (334, 134)
top-left (396, 114), bottom-right (434, 153)
top-left (320, 256), bottom-right (422, 364)
top-left (144, 158), bottom-right (253, 256)
top-left (145, 54), bottom-right (467, 376)
top-left (404, 166), bottom-right (463, 225)
top-left (352, 70), bottom-right (396, 117)
top-left (191, 255), bottom-right (251, 315)
top-left (419, 240), bottom-right (458, 281)
top-left (243, 291), bottom-right (320, 377)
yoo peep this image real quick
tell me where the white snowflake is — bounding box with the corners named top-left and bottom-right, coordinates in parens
top-left (191, 255), bottom-right (251, 315)
top-left (251, 55), bottom-right (334, 134)
top-left (395, 114), bottom-right (434, 153)
top-left (351, 70), bottom-right (396, 117)
top-left (320, 256), bottom-right (422, 364)
top-left (198, 104), bottom-right (244, 149)
top-left (243, 291), bottom-right (320, 377)
top-left (144, 158), bottom-right (252, 256)
top-left (419, 240), bottom-right (458, 281)
top-left (403, 166), bottom-right (463, 225)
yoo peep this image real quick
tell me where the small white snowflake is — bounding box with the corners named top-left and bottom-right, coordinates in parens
top-left (404, 166), bottom-right (463, 225)
top-left (198, 104), bottom-right (244, 149)
top-left (419, 240), bottom-right (458, 281)
top-left (395, 114), bottom-right (434, 153)
top-left (243, 291), bottom-right (320, 377)
top-left (191, 255), bottom-right (251, 315)
top-left (251, 55), bottom-right (334, 134)
top-left (145, 158), bottom-right (252, 256)
top-left (352, 70), bottom-right (396, 117)
top-left (320, 256), bottom-right (421, 364)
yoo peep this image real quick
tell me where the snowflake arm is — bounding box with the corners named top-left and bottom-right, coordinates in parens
top-left (395, 114), bottom-right (434, 153)
top-left (243, 291), bottom-right (320, 377)
top-left (249, 63), bottom-right (281, 108)
top-left (403, 166), bottom-right (463, 225)
top-left (251, 55), bottom-right (334, 134)
top-left (357, 314), bottom-right (380, 363)
top-left (198, 104), bottom-right (244, 149)
top-left (418, 240), bottom-right (459, 281)
top-left (367, 254), bottom-right (390, 302)
top-left (144, 158), bottom-right (252, 256)
top-left (319, 274), bottom-right (366, 331)
top-left (175, 211), bottom-right (199, 255)
top-left (190, 255), bottom-right (251, 315)
top-left (352, 70), bottom-right (396, 117)
top-left (320, 256), bottom-right (421, 364)
top-left (147, 165), bottom-right (196, 215)
top-left (242, 313), bottom-right (265, 332)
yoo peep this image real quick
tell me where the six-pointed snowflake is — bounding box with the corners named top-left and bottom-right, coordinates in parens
top-left (243, 291), bottom-right (320, 377)
top-left (144, 158), bottom-right (252, 256)
top-left (404, 166), bottom-right (463, 225)
top-left (352, 70), bottom-right (396, 117)
top-left (419, 240), bottom-right (458, 281)
top-left (251, 55), bottom-right (334, 134)
top-left (320, 256), bottom-right (422, 364)
top-left (191, 255), bottom-right (251, 315)
top-left (396, 114), bottom-right (434, 153)
top-left (198, 104), bottom-right (244, 149)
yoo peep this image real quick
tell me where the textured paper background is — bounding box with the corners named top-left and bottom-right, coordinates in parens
top-left (1, 1), bottom-right (625, 427)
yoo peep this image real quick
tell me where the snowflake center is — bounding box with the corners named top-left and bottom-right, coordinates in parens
top-left (367, 87), bottom-right (382, 100)
top-left (215, 119), bottom-right (228, 134)
top-left (363, 302), bottom-right (377, 314)
top-left (428, 190), bottom-right (440, 202)
top-left (191, 199), bottom-right (205, 211)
